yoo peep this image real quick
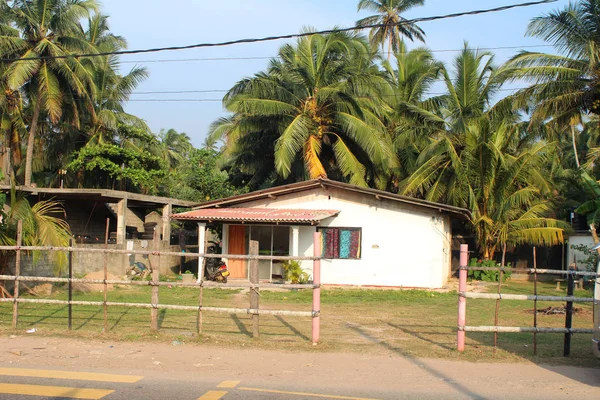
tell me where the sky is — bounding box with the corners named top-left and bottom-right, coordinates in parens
top-left (98, 0), bottom-right (570, 147)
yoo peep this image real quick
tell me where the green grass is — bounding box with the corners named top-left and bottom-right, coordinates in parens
top-left (0, 280), bottom-right (596, 366)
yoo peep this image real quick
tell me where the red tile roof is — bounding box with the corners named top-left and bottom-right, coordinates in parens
top-left (171, 208), bottom-right (339, 224)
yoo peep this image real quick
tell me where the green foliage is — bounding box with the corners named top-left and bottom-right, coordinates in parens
top-left (569, 243), bottom-right (598, 272)
top-left (281, 260), bottom-right (310, 284)
top-left (467, 258), bottom-right (512, 282)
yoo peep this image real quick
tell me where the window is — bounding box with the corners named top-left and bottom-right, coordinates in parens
top-left (319, 227), bottom-right (361, 259)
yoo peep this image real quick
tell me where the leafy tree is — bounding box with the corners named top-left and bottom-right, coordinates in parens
top-left (158, 128), bottom-right (193, 170)
top-left (356, 0), bottom-right (426, 59)
top-left (211, 31), bottom-right (395, 187)
top-left (0, 0), bottom-right (99, 186)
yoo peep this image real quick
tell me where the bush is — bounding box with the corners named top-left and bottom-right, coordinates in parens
top-left (281, 260), bottom-right (310, 284)
top-left (467, 258), bottom-right (511, 282)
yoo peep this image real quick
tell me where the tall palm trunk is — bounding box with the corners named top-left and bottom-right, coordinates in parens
top-left (24, 97), bottom-right (42, 187)
top-left (571, 124), bottom-right (580, 168)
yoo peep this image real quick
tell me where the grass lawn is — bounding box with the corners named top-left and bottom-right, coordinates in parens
top-left (0, 280), bottom-right (596, 366)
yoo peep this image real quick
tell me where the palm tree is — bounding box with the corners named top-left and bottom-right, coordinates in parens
top-left (402, 47), bottom-right (566, 258)
top-left (381, 42), bottom-right (444, 188)
top-left (356, 0), bottom-right (426, 59)
top-left (506, 0), bottom-right (600, 125)
top-left (0, 0), bottom-right (98, 187)
top-left (158, 128), bottom-right (193, 170)
top-left (211, 31), bottom-right (395, 187)
top-left (0, 188), bottom-right (72, 297)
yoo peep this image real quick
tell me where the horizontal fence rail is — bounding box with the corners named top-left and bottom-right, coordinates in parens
top-left (459, 326), bottom-right (594, 334)
top-left (0, 245), bottom-right (321, 261)
top-left (460, 292), bottom-right (594, 302)
top-left (0, 275), bottom-right (318, 290)
top-left (459, 266), bottom-right (598, 277)
top-left (0, 298), bottom-right (316, 317)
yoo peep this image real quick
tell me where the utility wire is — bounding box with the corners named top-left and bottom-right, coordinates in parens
top-left (0, 0), bottom-right (557, 63)
top-left (119, 44), bottom-right (555, 64)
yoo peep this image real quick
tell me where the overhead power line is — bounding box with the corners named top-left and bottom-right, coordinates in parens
top-left (119, 44), bottom-right (555, 64)
top-left (0, 0), bottom-right (557, 63)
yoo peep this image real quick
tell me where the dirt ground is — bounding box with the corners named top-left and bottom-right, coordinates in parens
top-left (1, 335), bottom-right (599, 399)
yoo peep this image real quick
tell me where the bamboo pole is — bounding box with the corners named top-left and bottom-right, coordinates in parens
top-left (0, 297), bottom-right (314, 316)
top-left (457, 244), bottom-right (468, 352)
top-left (460, 292), bottom-right (593, 302)
top-left (0, 275), bottom-right (318, 289)
top-left (493, 244), bottom-right (506, 348)
top-left (103, 218), bottom-right (109, 333)
top-left (461, 326), bottom-right (593, 334)
top-left (0, 245), bottom-right (321, 260)
top-left (11, 220), bottom-right (22, 329)
top-left (533, 247), bottom-right (538, 355)
top-left (151, 229), bottom-right (159, 331)
top-left (249, 240), bottom-right (259, 338)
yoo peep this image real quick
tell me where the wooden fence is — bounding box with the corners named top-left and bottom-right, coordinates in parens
top-left (456, 244), bottom-right (599, 356)
top-left (0, 225), bottom-right (323, 344)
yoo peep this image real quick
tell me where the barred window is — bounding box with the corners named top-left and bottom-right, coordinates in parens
top-left (319, 227), bottom-right (361, 259)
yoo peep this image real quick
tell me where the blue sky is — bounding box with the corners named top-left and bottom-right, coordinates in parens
top-left (99, 0), bottom-right (569, 147)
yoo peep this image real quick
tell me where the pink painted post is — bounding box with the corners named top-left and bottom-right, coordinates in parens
top-left (457, 244), bottom-right (468, 352)
top-left (312, 231), bottom-right (321, 344)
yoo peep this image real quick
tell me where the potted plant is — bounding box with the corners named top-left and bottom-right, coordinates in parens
top-left (181, 270), bottom-right (195, 283)
top-left (282, 260), bottom-right (310, 284)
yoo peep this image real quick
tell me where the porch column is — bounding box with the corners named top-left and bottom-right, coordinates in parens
top-left (116, 198), bottom-right (127, 245)
top-left (291, 226), bottom-right (300, 257)
top-left (197, 222), bottom-right (206, 283)
top-left (162, 203), bottom-right (172, 243)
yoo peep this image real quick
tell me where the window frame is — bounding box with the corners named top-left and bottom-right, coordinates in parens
top-left (317, 226), bottom-right (362, 260)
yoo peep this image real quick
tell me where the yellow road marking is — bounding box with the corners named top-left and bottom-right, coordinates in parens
top-left (239, 387), bottom-right (381, 400)
top-left (0, 383), bottom-right (114, 399)
top-left (217, 380), bottom-right (240, 388)
top-left (0, 367), bottom-right (143, 383)
top-left (197, 390), bottom-right (228, 400)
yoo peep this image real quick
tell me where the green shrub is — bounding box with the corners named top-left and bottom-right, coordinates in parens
top-left (467, 258), bottom-right (511, 282)
top-left (281, 260), bottom-right (310, 284)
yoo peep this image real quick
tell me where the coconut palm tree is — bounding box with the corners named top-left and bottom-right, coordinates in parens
top-left (212, 31), bottom-right (395, 187)
top-left (0, 0), bottom-right (98, 187)
top-left (401, 47), bottom-right (566, 258)
top-left (158, 128), bottom-right (193, 170)
top-left (505, 0), bottom-right (600, 126)
top-left (356, 0), bottom-right (426, 59)
top-left (381, 42), bottom-right (444, 188)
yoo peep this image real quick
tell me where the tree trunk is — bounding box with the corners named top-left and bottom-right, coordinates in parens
top-left (24, 97), bottom-right (42, 187)
top-left (0, 141), bottom-right (10, 184)
top-left (571, 124), bottom-right (580, 168)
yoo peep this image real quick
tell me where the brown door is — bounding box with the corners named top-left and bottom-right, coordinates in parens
top-left (228, 225), bottom-right (247, 278)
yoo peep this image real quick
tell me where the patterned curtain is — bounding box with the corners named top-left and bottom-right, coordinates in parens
top-left (321, 228), bottom-right (360, 259)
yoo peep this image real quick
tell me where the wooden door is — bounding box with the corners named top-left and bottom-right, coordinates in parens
top-left (228, 225), bottom-right (247, 278)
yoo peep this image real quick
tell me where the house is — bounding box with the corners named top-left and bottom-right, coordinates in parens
top-left (0, 185), bottom-right (197, 277)
top-left (171, 179), bottom-right (470, 289)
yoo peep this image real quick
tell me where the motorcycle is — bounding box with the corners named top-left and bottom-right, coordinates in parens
top-left (204, 242), bottom-right (230, 283)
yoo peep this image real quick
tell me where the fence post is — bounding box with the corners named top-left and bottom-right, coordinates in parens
top-left (564, 266), bottom-right (575, 357)
top-left (68, 238), bottom-right (73, 330)
top-left (533, 246), bottom-right (538, 355)
top-left (103, 218), bottom-right (109, 333)
top-left (457, 244), bottom-right (468, 352)
top-left (249, 240), bottom-right (259, 338)
top-left (11, 220), bottom-right (22, 329)
top-left (151, 229), bottom-right (160, 331)
top-left (493, 243), bottom-right (506, 349)
top-left (312, 232), bottom-right (321, 345)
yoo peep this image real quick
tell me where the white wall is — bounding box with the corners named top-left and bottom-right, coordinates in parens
top-left (237, 187), bottom-right (452, 288)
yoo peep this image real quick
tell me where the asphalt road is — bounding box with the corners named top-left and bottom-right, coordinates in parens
top-left (0, 336), bottom-right (599, 399)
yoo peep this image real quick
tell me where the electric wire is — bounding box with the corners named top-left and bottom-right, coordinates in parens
top-left (0, 0), bottom-right (557, 63)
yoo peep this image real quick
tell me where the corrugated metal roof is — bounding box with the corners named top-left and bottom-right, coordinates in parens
top-left (171, 208), bottom-right (339, 224)
top-left (191, 178), bottom-right (470, 218)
